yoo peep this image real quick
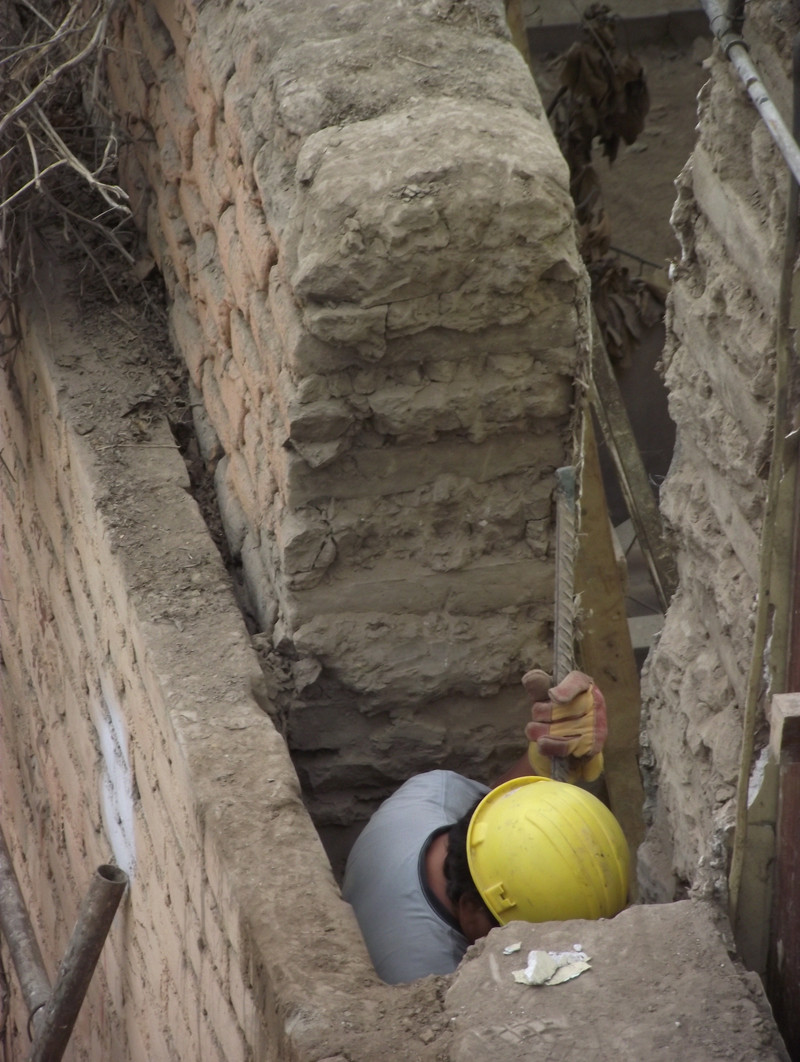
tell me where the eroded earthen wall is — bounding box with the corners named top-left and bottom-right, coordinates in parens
top-left (0, 268), bottom-right (440, 1061)
top-left (103, 0), bottom-right (588, 827)
top-left (639, 4), bottom-right (792, 902)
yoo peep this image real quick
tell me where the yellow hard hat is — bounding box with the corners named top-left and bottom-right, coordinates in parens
top-left (466, 776), bottom-right (629, 925)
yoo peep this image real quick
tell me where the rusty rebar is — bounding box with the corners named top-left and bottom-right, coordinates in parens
top-left (0, 828), bottom-right (51, 1030)
top-left (29, 864), bottom-right (127, 1062)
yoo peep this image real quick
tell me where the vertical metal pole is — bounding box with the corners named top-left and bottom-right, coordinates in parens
top-left (29, 865), bottom-right (127, 1062)
top-left (552, 465), bottom-right (577, 783)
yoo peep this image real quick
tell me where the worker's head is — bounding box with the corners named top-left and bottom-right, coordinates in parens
top-left (444, 799), bottom-right (500, 944)
top-left (466, 776), bottom-right (630, 927)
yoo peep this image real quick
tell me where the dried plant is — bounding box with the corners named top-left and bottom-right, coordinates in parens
top-left (0, 0), bottom-right (133, 355)
top-left (548, 3), bottom-right (664, 364)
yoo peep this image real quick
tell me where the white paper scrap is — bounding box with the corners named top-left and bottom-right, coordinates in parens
top-left (502, 942), bottom-right (522, 955)
top-left (547, 960), bottom-right (592, 985)
top-left (512, 949), bottom-right (591, 986)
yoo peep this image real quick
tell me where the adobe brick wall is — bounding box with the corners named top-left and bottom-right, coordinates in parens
top-left (103, 0), bottom-right (588, 827)
top-left (0, 276), bottom-right (787, 1062)
top-left (639, 4), bottom-right (792, 902)
top-left (0, 267), bottom-right (441, 1060)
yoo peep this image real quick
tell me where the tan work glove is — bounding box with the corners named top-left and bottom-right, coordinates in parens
top-left (522, 669), bottom-right (607, 784)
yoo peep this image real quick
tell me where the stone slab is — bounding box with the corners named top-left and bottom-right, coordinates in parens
top-left (446, 900), bottom-right (788, 1061)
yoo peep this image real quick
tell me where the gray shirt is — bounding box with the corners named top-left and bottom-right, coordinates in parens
top-left (342, 770), bottom-right (490, 984)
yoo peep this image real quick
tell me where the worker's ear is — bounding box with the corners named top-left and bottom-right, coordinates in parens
top-left (456, 894), bottom-right (497, 945)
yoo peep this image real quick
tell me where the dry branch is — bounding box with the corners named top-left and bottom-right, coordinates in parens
top-left (0, 0), bottom-right (133, 338)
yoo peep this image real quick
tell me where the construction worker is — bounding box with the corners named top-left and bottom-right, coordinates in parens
top-left (341, 670), bottom-right (629, 984)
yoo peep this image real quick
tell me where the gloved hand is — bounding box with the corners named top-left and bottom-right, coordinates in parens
top-left (522, 669), bottom-right (607, 783)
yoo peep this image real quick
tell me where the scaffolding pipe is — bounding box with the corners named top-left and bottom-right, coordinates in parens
top-left (702, 0), bottom-right (800, 187)
top-left (0, 828), bottom-right (51, 1032)
top-left (29, 864), bottom-right (128, 1062)
top-left (724, 0), bottom-right (745, 35)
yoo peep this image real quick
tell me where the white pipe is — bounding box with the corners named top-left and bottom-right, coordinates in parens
top-left (702, 0), bottom-right (800, 187)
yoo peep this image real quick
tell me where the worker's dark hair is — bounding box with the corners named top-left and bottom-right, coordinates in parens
top-left (443, 799), bottom-right (498, 925)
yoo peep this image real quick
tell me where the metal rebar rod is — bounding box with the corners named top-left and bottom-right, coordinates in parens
top-left (0, 828), bottom-right (51, 1028)
top-left (29, 864), bottom-right (127, 1062)
top-left (551, 465), bottom-right (577, 783)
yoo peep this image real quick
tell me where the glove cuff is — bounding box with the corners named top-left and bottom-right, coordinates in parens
top-left (527, 746), bottom-right (604, 785)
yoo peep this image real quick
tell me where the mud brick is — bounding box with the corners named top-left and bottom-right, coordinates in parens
top-left (230, 310), bottom-right (267, 404)
top-left (177, 178), bottom-right (210, 242)
top-left (233, 182), bottom-right (276, 289)
top-left (216, 206), bottom-right (255, 314)
top-left (192, 127), bottom-right (233, 220)
top-left (224, 450), bottom-right (258, 529)
top-left (133, 0), bottom-right (174, 69)
top-left (222, 79), bottom-right (264, 176)
top-left (267, 270), bottom-right (349, 376)
top-left (192, 230), bottom-right (233, 346)
top-left (158, 191), bottom-right (194, 289)
top-left (217, 354), bottom-right (247, 448)
top-left (150, 0), bottom-right (189, 59)
top-left (153, 119), bottom-right (183, 184)
top-left (170, 287), bottom-right (209, 389)
top-left (184, 39), bottom-right (220, 138)
top-left (200, 950), bottom-right (248, 1062)
top-left (199, 363), bottom-right (235, 454)
top-left (49, 578), bottom-right (87, 690)
top-left (160, 75), bottom-right (197, 170)
top-left (247, 290), bottom-right (285, 395)
top-left (106, 47), bottom-right (149, 127)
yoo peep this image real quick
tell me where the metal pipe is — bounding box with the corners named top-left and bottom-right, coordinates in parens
top-left (724, 0), bottom-right (745, 36)
top-left (30, 864), bottom-right (127, 1062)
top-left (702, 0), bottom-right (800, 187)
top-left (0, 829), bottom-right (51, 1030)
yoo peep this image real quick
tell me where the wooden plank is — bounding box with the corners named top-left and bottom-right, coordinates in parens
top-left (574, 412), bottom-right (644, 898)
top-left (769, 752), bottom-right (800, 1058)
top-left (590, 320), bottom-right (678, 613)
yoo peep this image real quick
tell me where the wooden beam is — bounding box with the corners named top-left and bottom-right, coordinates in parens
top-left (574, 412), bottom-right (644, 898)
top-left (590, 319), bottom-right (678, 613)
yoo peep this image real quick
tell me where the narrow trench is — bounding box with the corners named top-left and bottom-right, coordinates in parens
top-left (162, 21), bottom-right (709, 892)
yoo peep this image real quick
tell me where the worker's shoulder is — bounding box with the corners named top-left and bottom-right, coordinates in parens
top-left (387, 770), bottom-right (489, 814)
